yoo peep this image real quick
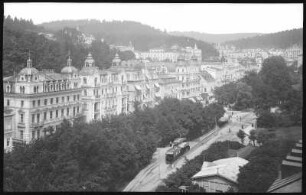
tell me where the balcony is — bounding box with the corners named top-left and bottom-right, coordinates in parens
top-left (18, 122), bottom-right (25, 128)
top-left (30, 121), bottom-right (44, 128)
top-left (106, 93), bottom-right (117, 98)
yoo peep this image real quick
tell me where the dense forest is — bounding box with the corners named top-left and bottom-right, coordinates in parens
top-left (3, 16), bottom-right (135, 77)
top-left (170, 31), bottom-right (261, 43)
top-left (40, 19), bottom-right (219, 58)
top-left (4, 98), bottom-right (225, 191)
top-left (225, 28), bottom-right (303, 49)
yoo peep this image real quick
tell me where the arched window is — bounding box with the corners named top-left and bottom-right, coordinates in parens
top-left (83, 78), bottom-right (87, 84)
top-left (34, 86), bottom-right (36, 93)
top-left (6, 85), bottom-right (10, 93)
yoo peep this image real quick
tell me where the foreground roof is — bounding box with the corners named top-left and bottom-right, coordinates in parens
top-left (267, 172), bottom-right (302, 193)
top-left (192, 157), bottom-right (249, 184)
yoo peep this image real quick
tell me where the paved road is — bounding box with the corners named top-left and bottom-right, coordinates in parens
top-left (123, 110), bottom-right (256, 192)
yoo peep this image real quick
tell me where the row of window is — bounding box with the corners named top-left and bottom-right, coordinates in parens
top-left (43, 82), bottom-right (71, 92)
top-left (30, 106), bottom-right (80, 123)
top-left (83, 75), bottom-right (122, 85)
top-left (32, 94), bottom-right (80, 107)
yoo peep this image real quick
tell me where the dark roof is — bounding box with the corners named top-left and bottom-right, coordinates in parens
top-left (267, 172), bottom-right (302, 192)
top-left (79, 66), bottom-right (100, 75)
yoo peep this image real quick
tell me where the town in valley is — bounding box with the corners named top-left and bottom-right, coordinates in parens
top-left (3, 3), bottom-right (303, 193)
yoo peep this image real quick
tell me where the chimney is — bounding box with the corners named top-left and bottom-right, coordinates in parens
top-left (278, 164), bottom-right (282, 179)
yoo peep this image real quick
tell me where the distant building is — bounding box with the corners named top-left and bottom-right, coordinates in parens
top-left (135, 44), bottom-right (202, 62)
top-left (109, 41), bottom-right (135, 52)
top-left (192, 157), bottom-right (249, 192)
top-left (284, 45), bottom-right (303, 61)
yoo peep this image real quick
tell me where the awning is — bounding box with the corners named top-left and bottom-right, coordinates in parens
top-left (154, 83), bottom-right (160, 88)
top-left (135, 85), bottom-right (142, 91)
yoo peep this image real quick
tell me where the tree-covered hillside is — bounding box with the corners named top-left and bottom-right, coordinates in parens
top-left (40, 19), bottom-right (219, 59)
top-left (169, 31), bottom-right (262, 43)
top-left (3, 16), bottom-right (134, 77)
top-left (225, 28), bottom-right (303, 49)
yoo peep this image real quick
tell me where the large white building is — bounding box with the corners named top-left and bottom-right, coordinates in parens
top-left (4, 52), bottom-right (216, 152)
top-left (135, 44), bottom-right (202, 62)
top-left (4, 55), bottom-right (83, 151)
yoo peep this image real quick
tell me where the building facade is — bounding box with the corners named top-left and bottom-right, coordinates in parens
top-left (4, 51), bottom-right (216, 152)
top-left (3, 55), bottom-right (83, 151)
top-left (135, 44), bottom-right (202, 62)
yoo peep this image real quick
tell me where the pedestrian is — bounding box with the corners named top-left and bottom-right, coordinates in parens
top-left (242, 125), bottom-right (244, 129)
top-left (169, 141), bottom-right (172, 147)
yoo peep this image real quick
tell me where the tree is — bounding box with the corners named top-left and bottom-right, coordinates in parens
top-left (233, 82), bottom-right (253, 110)
top-left (237, 155), bottom-right (279, 192)
top-left (213, 82), bottom-right (238, 105)
top-left (249, 130), bottom-right (256, 146)
top-left (257, 111), bottom-right (277, 128)
top-left (259, 56), bottom-right (292, 104)
top-left (256, 130), bottom-right (276, 146)
top-left (237, 130), bottom-right (246, 144)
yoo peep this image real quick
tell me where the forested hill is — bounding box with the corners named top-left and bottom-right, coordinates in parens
top-left (169, 31), bottom-right (262, 43)
top-left (225, 28), bottom-right (303, 49)
top-left (3, 16), bottom-right (134, 77)
top-left (39, 19), bottom-right (219, 58)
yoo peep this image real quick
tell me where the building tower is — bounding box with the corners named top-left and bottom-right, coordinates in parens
top-left (112, 53), bottom-right (121, 66)
top-left (61, 52), bottom-right (78, 74)
top-left (84, 52), bottom-right (95, 67)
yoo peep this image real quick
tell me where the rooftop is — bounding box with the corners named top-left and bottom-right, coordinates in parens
top-left (192, 157), bottom-right (249, 184)
top-left (267, 172), bottom-right (302, 192)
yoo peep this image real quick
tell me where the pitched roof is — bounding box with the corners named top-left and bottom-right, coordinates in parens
top-left (192, 157), bottom-right (249, 184)
top-left (267, 172), bottom-right (302, 192)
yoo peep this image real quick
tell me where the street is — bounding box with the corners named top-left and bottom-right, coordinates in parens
top-left (123, 110), bottom-right (256, 192)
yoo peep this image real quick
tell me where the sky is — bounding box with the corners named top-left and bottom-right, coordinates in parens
top-left (4, 3), bottom-right (303, 34)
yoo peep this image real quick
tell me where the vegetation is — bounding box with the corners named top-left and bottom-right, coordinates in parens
top-left (226, 28), bottom-right (303, 49)
top-left (4, 98), bottom-right (225, 192)
top-left (40, 19), bottom-right (219, 59)
top-left (169, 31), bottom-right (261, 44)
top-left (237, 139), bottom-right (295, 192)
top-left (3, 16), bottom-right (135, 77)
top-left (156, 141), bottom-right (243, 192)
top-left (236, 130), bottom-right (246, 145)
top-left (214, 56), bottom-right (303, 127)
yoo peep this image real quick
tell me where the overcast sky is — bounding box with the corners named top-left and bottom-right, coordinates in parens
top-left (4, 3), bottom-right (303, 34)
